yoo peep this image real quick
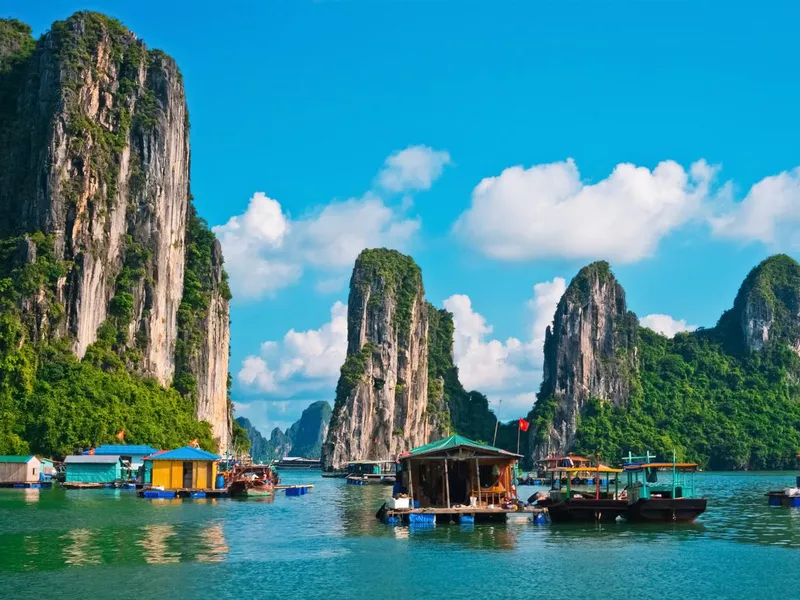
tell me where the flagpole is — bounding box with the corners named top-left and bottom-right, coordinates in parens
top-left (517, 423), bottom-right (521, 455)
top-left (493, 399), bottom-right (501, 446)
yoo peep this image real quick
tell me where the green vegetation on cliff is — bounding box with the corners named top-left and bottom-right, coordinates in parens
top-left (564, 255), bottom-right (800, 469)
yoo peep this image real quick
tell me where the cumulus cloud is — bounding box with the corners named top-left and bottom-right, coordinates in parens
top-left (377, 145), bottom-right (452, 193)
top-left (710, 167), bottom-right (800, 248)
top-left (640, 314), bottom-right (698, 338)
top-left (238, 302), bottom-right (348, 395)
top-left (215, 146), bottom-right (448, 300)
top-left (455, 158), bottom-right (715, 263)
top-left (441, 277), bottom-right (565, 420)
top-left (528, 277), bottom-right (566, 363)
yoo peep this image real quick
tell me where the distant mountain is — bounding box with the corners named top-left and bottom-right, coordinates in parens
top-left (236, 401), bottom-right (332, 462)
top-left (289, 401), bottom-right (332, 458)
top-left (234, 417), bottom-right (268, 462)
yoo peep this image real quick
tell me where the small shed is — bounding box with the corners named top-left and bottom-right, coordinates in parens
top-left (147, 447), bottom-right (220, 490)
top-left (64, 455), bottom-right (121, 483)
top-left (38, 458), bottom-right (55, 480)
top-left (87, 444), bottom-right (159, 480)
top-left (397, 435), bottom-right (521, 509)
top-left (0, 456), bottom-right (41, 484)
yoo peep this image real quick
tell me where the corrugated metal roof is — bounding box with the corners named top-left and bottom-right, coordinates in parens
top-left (148, 446), bottom-right (220, 461)
top-left (0, 455), bottom-right (35, 463)
top-left (65, 455), bottom-right (121, 464)
top-left (85, 444), bottom-right (159, 456)
top-left (406, 435), bottom-right (521, 458)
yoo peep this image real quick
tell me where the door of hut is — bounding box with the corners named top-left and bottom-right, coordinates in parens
top-left (182, 462), bottom-right (193, 488)
top-left (206, 463), bottom-right (212, 489)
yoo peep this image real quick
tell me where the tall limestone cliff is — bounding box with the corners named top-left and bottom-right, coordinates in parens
top-left (0, 13), bottom-right (231, 452)
top-left (530, 261), bottom-right (638, 460)
top-left (322, 249), bottom-right (433, 470)
top-left (289, 401), bottom-right (332, 458)
top-left (716, 254), bottom-right (800, 354)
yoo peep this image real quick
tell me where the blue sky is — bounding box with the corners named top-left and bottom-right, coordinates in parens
top-left (10, 1), bottom-right (800, 436)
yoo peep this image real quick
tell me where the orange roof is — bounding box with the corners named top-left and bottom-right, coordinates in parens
top-left (562, 465), bottom-right (622, 474)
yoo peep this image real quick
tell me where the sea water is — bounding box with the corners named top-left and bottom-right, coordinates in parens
top-left (0, 471), bottom-right (798, 599)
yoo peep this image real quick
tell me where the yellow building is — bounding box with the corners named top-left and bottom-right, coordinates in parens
top-left (146, 447), bottom-right (221, 490)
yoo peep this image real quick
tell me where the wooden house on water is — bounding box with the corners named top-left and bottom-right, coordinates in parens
top-left (64, 455), bottom-right (122, 487)
top-left (377, 435), bottom-right (522, 524)
top-left (0, 456), bottom-right (42, 487)
top-left (140, 447), bottom-right (225, 498)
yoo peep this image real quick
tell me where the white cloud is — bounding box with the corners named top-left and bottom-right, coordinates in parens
top-left (455, 158), bottom-right (715, 263)
top-left (528, 277), bottom-right (567, 363)
top-left (442, 276), bottom-right (566, 420)
top-left (292, 194), bottom-right (420, 269)
top-left (215, 145), bottom-right (447, 301)
top-left (710, 167), bottom-right (800, 248)
top-left (238, 302), bottom-right (348, 395)
top-left (444, 294), bottom-right (527, 392)
top-left (377, 145), bottom-right (451, 193)
top-left (640, 314), bottom-right (697, 338)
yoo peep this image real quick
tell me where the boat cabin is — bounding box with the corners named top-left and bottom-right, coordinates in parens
top-left (622, 452), bottom-right (699, 502)
top-left (548, 465), bottom-right (623, 502)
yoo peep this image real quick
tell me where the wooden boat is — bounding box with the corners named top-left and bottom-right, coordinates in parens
top-left (273, 457), bottom-right (321, 470)
top-left (228, 464), bottom-right (279, 498)
top-left (537, 465), bottom-right (627, 523)
top-left (621, 452), bottom-right (706, 522)
top-left (765, 453), bottom-right (800, 507)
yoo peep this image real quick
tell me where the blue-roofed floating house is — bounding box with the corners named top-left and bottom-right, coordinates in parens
top-left (140, 446), bottom-right (225, 499)
top-left (84, 445), bottom-right (159, 482)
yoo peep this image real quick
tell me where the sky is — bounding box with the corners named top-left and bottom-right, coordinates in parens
top-left (9, 0), bottom-right (800, 437)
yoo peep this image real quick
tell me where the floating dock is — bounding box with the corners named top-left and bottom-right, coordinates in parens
top-left (381, 506), bottom-right (519, 524)
top-left (138, 487), bottom-right (229, 499)
top-left (276, 484), bottom-right (313, 496)
top-left (0, 481), bottom-right (53, 489)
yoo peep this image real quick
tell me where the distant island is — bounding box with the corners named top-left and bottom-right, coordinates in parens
top-left (237, 401), bottom-right (331, 462)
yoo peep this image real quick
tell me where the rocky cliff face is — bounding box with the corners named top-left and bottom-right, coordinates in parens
top-left (235, 417), bottom-right (269, 462)
top-left (322, 249), bottom-right (433, 470)
top-left (717, 254), bottom-right (800, 354)
top-left (0, 14), bottom-right (230, 450)
top-left (531, 261), bottom-right (638, 460)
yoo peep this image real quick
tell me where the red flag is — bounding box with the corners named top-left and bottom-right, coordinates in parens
top-left (88, 448), bottom-right (95, 455)
top-left (518, 418), bottom-right (530, 432)
top-left (116, 429), bottom-right (125, 441)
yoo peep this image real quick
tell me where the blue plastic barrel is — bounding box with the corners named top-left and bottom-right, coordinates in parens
top-left (215, 474), bottom-right (225, 489)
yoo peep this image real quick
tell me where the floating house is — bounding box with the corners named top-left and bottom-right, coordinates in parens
top-left (346, 460), bottom-right (396, 485)
top-left (38, 458), bottom-right (55, 481)
top-left (86, 444), bottom-right (159, 481)
top-left (64, 455), bottom-right (121, 485)
top-left (0, 456), bottom-right (41, 486)
top-left (146, 446), bottom-right (221, 493)
top-left (378, 435), bottom-right (521, 524)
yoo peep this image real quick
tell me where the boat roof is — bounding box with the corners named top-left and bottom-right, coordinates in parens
top-left (623, 462), bottom-right (698, 471)
top-left (348, 460), bottom-right (394, 465)
top-left (65, 455), bottom-right (121, 464)
top-left (0, 455), bottom-right (36, 463)
top-left (403, 434), bottom-right (521, 459)
top-left (147, 447), bottom-right (220, 461)
top-left (561, 465), bottom-right (622, 474)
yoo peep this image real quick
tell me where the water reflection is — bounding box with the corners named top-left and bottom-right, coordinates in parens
top-left (62, 528), bottom-right (101, 566)
top-left (23, 489), bottom-right (39, 504)
top-left (196, 524), bottom-right (228, 563)
top-left (137, 524), bottom-right (180, 564)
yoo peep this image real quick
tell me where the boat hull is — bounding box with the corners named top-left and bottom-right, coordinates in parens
top-left (543, 498), bottom-right (628, 523)
top-left (626, 498), bottom-right (707, 522)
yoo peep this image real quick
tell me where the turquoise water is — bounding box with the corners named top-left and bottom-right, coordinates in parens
top-left (0, 471), bottom-right (798, 599)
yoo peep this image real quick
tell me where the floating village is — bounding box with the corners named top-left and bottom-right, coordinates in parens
top-left (3, 435), bottom-right (799, 525)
